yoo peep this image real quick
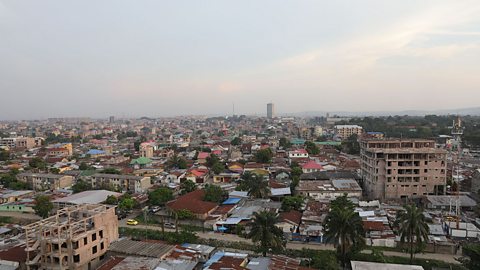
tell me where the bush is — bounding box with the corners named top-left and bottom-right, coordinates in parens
top-left (119, 227), bottom-right (198, 244)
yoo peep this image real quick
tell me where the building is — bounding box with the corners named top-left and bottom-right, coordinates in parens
top-left (296, 179), bottom-right (362, 201)
top-left (89, 173), bottom-right (151, 193)
top-left (351, 261), bottom-right (424, 270)
top-left (267, 103), bottom-right (275, 119)
top-left (53, 190), bottom-right (122, 208)
top-left (0, 136), bottom-right (38, 149)
top-left (360, 138), bottom-right (447, 201)
top-left (334, 125), bottom-right (363, 140)
top-left (17, 173), bottom-right (74, 191)
top-left (139, 144), bottom-right (154, 158)
top-left (109, 116), bottom-right (115, 123)
top-left (23, 204), bottom-right (119, 270)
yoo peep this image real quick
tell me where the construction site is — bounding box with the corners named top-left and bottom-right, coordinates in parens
top-left (23, 204), bottom-right (118, 270)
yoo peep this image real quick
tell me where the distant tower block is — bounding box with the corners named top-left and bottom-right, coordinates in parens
top-left (109, 116), bottom-right (115, 123)
top-left (267, 103), bottom-right (275, 119)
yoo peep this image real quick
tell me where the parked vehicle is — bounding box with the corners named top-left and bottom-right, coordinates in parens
top-left (127, 219), bottom-right (138, 226)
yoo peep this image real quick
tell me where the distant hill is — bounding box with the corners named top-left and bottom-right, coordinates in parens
top-left (283, 107), bottom-right (480, 117)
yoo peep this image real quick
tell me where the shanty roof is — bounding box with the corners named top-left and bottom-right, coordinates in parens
top-left (108, 239), bottom-right (174, 258)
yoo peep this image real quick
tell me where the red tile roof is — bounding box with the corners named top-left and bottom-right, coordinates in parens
top-left (198, 152), bottom-right (210, 159)
top-left (166, 190), bottom-right (218, 215)
top-left (280, 210), bottom-right (302, 225)
top-left (301, 160), bottom-right (323, 170)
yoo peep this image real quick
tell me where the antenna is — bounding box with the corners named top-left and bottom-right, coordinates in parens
top-left (232, 102), bottom-right (235, 116)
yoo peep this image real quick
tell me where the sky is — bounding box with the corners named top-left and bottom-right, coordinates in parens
top-left (1, 0), bottom-right (480, 120)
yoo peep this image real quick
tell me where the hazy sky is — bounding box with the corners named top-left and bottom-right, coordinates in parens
top-left (1, 1), bottom-right (480, 120)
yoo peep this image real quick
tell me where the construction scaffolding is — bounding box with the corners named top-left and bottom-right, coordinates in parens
top-left (23, 204), bottom-right (119, 270)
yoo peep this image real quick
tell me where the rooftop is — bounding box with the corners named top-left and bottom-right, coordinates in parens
top-left (53, 190), bottom-right (122, 205)
top-left (108, 239), bottom-right (174, 258)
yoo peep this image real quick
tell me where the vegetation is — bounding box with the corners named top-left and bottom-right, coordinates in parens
top-left (0, 169), bottom-right (28, 190)
top-left (342, 134), bottom-right (360, 155)
top-left (104, 195), bottom-right (118, 205)
top-left (71, 180), bottom-right (92, 193)
top-left (279, 137), bottom-right (292, 149)
top-left (100, 167), bottom-right (122, 174)
top-left (247, 210), bottom-right (285, 256)
top-left (254, 148), bottom-right (273, 163)
top-left (33, 195), bottom-right (54, 218)
top-left (29, 157), bottom-right (47, 170)
top-left (167, 154), bottom-right (187, 169)
top-left (203, 184), bottom-right (227, 203)
top-left (395, 204), bottom-right (430, 263)
top-left (180, 179), bottom-right (197, 194)
top-left (119, 227), bottom-right (198, 244)
top-left (148, 187), bottom-right (174, 206)
top-left (281, 195), bottom-right (304, 211)
top-left (0, 149), bottom-right (9, 161)
top-left (231, 137), bottom-right (242, 146)
top-left (237, 172), bottom-right (270, 199)
top-left (324, 194), bottom-right (365, 268)
top-left (305, 141), bottom-right (320, 155)
top-left (176, 209), bottom-right (195, 220)
top-left (461, 244), bottom-right (480, 270)
top-left (118, 195), bottom-right (136, 210)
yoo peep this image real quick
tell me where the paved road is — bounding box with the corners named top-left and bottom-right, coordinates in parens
top-left (120, 223), bottom-right (461, 264)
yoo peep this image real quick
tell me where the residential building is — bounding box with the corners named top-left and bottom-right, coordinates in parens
top-left (296, 179), bottom-right (362, 201)
top-left (17, 173), bottom-right (74, 190)
top-left (334, 125), bottom-right (363, 140)
top-left (23, 204), bottom-right (119, 270)
top-left (0, 136), bottom-right (38, 149)
top-left (89, 173), bottom-right (151, 193)
top-left (360, 138), bottom-right (447, 201)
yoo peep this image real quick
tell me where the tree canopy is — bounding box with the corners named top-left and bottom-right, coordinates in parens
top-left (33, 195), bottom-right (54, 218)
top-left (203, 184), bottom-right (226, 203)
top-left (247, 210), bottom-right (285, 256)
top-left (395, 204), bottom-right (430, 263)
top-left (237, 172), bottom-right (270, 199)
top-left (254, 148), bottom-right (273, 163)
top-left (180, 179), bottom-right (197, 195)
top-left (149, 187), bottom-right (174, 206)
top-left (281, 195), bottom-right (304, 211)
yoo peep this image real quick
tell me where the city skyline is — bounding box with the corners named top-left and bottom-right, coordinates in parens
top-left (1, 1), bottom-right (480, 120)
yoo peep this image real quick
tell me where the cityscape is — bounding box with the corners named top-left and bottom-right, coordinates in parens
top-left (1, 1), bottom-right (480, 270)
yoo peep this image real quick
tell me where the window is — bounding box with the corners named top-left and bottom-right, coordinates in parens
top-left (99, 230), bottom-right (103, 239)
top-left (101, 242), bottom-right (104, 250)
top-left (92, 246), bottom-right (97, 254)
top-left (92, 233), bottom-right (97, 241)
top-left (84, 237), bottom-right (88, 245)
top-left (74, 255), bottom-right (80, 263)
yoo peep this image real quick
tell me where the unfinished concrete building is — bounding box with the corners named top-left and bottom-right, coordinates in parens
top-left (23, 204), bottom-right (119, 270)
top-left (360, 138), bottom-right (447, 201)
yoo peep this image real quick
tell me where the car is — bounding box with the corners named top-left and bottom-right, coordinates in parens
top-left (126, 219), bottom-right (138, 226)
top-left (149, 206), bottom-right (161, 213)
top-left (164, 222), bottom-right (176, 229)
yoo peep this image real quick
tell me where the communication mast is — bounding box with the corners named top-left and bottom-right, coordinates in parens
top-left (449, 116), bottom-right (464, 229)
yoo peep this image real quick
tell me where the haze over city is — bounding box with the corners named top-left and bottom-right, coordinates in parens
top-left (1, 0), bottom-right (480, 120)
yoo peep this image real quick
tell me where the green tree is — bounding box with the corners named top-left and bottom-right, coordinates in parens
top-left (167, 154), bottom-right (187, 169)
top-left (33, 195), bottom-right (54, 218)
top-left (279, 137), bottom-right (292, 149)
top-left (324, 194), bottom-right (365, 268)
top-left (100, 168), bottom-right (121, 174)
top-left (281, 195), bottom-right (304, 211)
top-left (118, 196), bottom-right (135, 211)
top-left (231, 137), bottom-right (242, 146)
top-left (305, 141), bottom-right (320, 155)
top-left (206, 154), bottom-right (220, 168)
top-left (29, 157), bottom-right (47, 170)
top-left (149, 187), bottom-right (174, 206)
top-left (462, 244), bottom-right (480, 270)
top-left (254, 148), bottom-right (273, 163)
top-left (203, 184), bottom-right (226, 203)
top-left (395, 204), bottom-right (430, 263)
top-left (104, 195), bottom-right (118, 205)
top-left (342, 134), bottom-right (360, 155)
top-left (79, 162), bottom-right (89, 170)
top-left (211, 162), bottom-right (225, 174)
top-left (0, 149), bottom-right (10, 161)
top-left (180, 179), bottom-right (197, 194)
top-left (72, 180), bottom-right (92, 193)
top-left (247, 211), bottom-right (285, 256)
top-left (176, 209), bottom-right (195, 220)
top-left (238, 172), bottom-right (270, 199)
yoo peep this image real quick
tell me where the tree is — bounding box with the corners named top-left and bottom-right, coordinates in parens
top-left (342, 134), bottom-right (360, 155)
top-left (33, 195), bottom-right (53, 218)
top-left (238, 172), bottom-right (270, 199)
top-left (176, 209), bottom-right (195, 220)
top-left (203, 184), bottom-right (226, 203)
top-left (0, 149), bottom-right (10, 161)
top-left (305, 141), bottom-right (320, 155)
top-left (247, 211), bottom-right (285, 256)
top-left (180, 179), bottom-right (197, 194)
top-left (79, 162), bottom-right (89, 170)
top-left (462, 244), bottom-right (480, 270)
top-left (100, 168), bottom-right (121, 174)
top-left (206, 154), bottom-right (220, 168)
top-left (118, 196), bottom-right (135, 211)
top-left (281, 196), bottom-right (304, 211)
top-left (29, 157), bottom-right (47, 170)
top-left (279, 137), bottom-right (291, 149)
top-left (254, 148), bottom-right (273, 163)
top-left (104, 195), bottom-right (118, 205)
top-left (211, 162), bottom-right (225, 174)
top-left (395, 204), bottom-right (430, 263)
top-left (72, 180), bottom-right (92, 193)
top-left (149, 187), bottom-right (173, 206)
top-left (167, 154), bottom-right (187, 169)
top-left (231, 137), bottom-right (242, 146)
top-left (324, 194), bottom-right (365, 268)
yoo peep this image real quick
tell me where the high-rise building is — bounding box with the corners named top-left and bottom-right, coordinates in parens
top-left (109, 116), bottom-right (115, 123)
top-left (360, 138), bottom-right (447, 201)
top-left (267, 103), bottom-right (274, 119)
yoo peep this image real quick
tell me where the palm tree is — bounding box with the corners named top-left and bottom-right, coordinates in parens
top-left (240, 172), bottom-right (270, 199)
top-left (324, 194), bottom-right (365, 268)
top-left (396, 204), bottom-right (429, 263)
top-left (167, 154), bottom-right (186, 169)
top-left (247, 210), bottom-right (285, 256)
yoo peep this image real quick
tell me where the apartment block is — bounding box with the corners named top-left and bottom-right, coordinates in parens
top-left (0, 136), bottom-right (40, 149)
top-left (24, 204), bottom-right (119, 270)
top-left (334, 125), bottom-right (363, 140)
top-left (360, 138), bottom-right (447, 201)
top-left (89, 173), bottom-right (151, 193)
top-left (17, 173), bottom-right (74, 191)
